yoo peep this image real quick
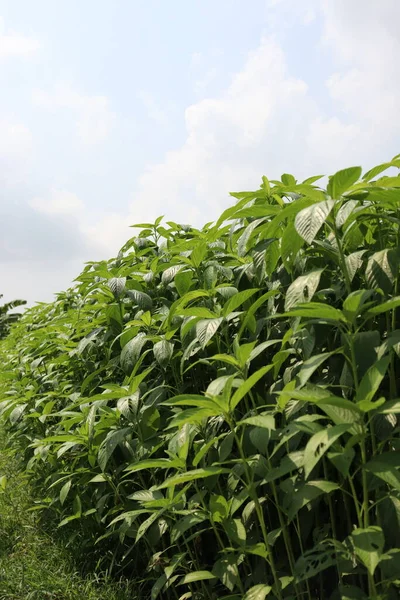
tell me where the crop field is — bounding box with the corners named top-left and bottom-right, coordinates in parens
top-left (1, 158), bottom-right (400, 599)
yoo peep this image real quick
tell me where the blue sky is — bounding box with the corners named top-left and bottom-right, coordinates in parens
top-left (1, 0), bottom-right (399, 305)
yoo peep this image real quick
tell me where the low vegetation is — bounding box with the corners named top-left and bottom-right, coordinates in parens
top-left (1, 156), bottom-right (400, 599)
top-left (0, 431), bottom-right (136, 599)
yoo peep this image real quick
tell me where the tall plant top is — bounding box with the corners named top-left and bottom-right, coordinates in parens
top-left (1, 156), bottom-right (400, 599)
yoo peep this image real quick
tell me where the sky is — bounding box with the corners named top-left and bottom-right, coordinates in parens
top-left (1, 0), bottom-right (399, 306)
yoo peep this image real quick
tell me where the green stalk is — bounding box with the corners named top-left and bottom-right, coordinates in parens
top-left (333, 221), bottom-right (352, 296)
top-left (231, 427), bottom-right (283, 599)
top-left (323, 458), bottom-right (342, 585)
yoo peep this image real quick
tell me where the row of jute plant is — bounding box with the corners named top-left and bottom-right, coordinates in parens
top-left (1, 157), bottom-right (400, 600)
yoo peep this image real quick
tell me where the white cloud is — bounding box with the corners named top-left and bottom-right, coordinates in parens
top-left (0, 118), bottom-right (32, 159)
top-left (117, 1), bottom-right (400, 237)
top-left (137, 90), bottom-right (168, 127)
top-left (0, 17), bottom-right (40, 59)
top-left (0, 118), bottom-right (32, 186)
top-left (29, 188), bottom-right (84, 215)
top-left (322, 0), bottom-right (400, 130)
top-left (126, 37), bottom-right (315, 228)
top-left (33, 83), bottom-right (116, 145)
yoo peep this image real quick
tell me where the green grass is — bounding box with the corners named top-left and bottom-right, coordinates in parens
top-left (0, 436), bottom-right (137, 600)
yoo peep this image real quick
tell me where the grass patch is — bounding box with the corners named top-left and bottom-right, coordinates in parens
top-left (0, 436), bottom-right (137, 600)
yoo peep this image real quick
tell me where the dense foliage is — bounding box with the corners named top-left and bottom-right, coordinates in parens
top-left (0, 295), bottom-right (26, 340)
top-left (1, 157), bottom-right (400, 600)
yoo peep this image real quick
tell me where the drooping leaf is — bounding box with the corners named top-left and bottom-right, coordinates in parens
top-left (303, 424), bottom-right (350, 479)
top-left (196, 318), bottom-right (223, 349)
top-left (294, 199), bottom-right (334, 244)
top-left (285, 270), bottom-right (322, 311)
top-left (327, 166), bottom-right (361, 198)
top-left (153, 339), bottom-right (174, 368)
top-left (351, 526), bottom-right (384, 576)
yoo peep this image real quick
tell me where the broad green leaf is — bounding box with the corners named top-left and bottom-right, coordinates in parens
top-left (345, 250), bottom-right (366, 282)
top-left (281, 222), bottom-right (304, 272)
top-left (179, 571), bottom-right (216, 585)
top-left (59, 480), bottom-right (72, 506)
top-left (351, 526), bottom-right (384, 576)
top-left (125, 458), bottom-right (181, 473)
top-left (342, 289), bottom-right (374, 323)
top-left (127, 289), bottom-right (152, 310)
top-left (364, 458), bottom-right (400, 492)
top-left (355, 355), bottom-right (390, 406)
top-left (196, 318), bottom-right (223, 349)
top-left (222, 288), bottom-right (259, 317)
top-left (153, 339), bottom-right (174, 368)
top-left (366, 296), bottom-right (400, 317)
top-left (175, 270), bottom-right (193, 297)
top-left (303, 424), bottom-right (350, 479)
top-left (243, 584), bottom-right (272, 599)
top-left (209, 494), bottom-right (229, 522)
top-left (98, 427), bottom-right (131, 471)
top-left (365, 248), bottom-right (398, 294)
top-left (120, 333), bottom-right (148, 374)
top-left (335, 199), bottom-right (359, 228)
top-left (155, 467), bottom-right (230, 490)
top-left (294, 199), bottom-right (334, 244)
top-left (287, 480), bottom-right (339, 521)
top-left (327, 166), bottom-right (361, 198)
top-left (212, 554), bottom-right (239, 591)
top-left (190, 242), bottom-right (208, 268)
top-left (238, 414), bottom-right (275, 430)
top-left (230, 365), bottom-right (274, 410)
top-left (108, 277), bottom-right (126, 298)
top-left (297, 351), bottom-right (337, 388)
top-left (276, 302), bottom-right (345, 323)
top-left (285, 270), bottom-right (322, 311)
top-left (171, 513), bottom-right (208, 543)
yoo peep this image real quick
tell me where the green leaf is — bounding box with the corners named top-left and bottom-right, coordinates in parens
top-left (125, 458), bottom-right (181, 473)
top-left (294, 199), bottom-right (334, 244)
top-left (303, 424), bottom-right (350, 479)
top-left (285, 270), bottom-right (322, 311)
top-left (327, 166), bottom-right (361, 198)
top-left (276, 302), bottom-right (345, 323)
top-left (153, 339), bottom-right (174, 368)
top-left (190, 243), bottom-right (208, 268)
top-left (59, 480), bottom-right (72, 506)
top-left (342, 289), bottom-right (374, 323)
top-left (355, 355), bottom-right (390, 405)
top-left (351, 526), bottom-right (384, 576)
top-left (222, 288), bottom-right (259, 317)
top-left (243, 584), bottom-right (272, 600)
top-left (364, 457), bottom-right (400, 492)
top-left (238, 414), bottom-right (275, 430)
top-left (230, 365), bottom-right (274, 410)
top-left (366, 296), bottom-right (400, 317)
top-left (98, 427), bottom-right (131, 471)
top-left (171, 513), bottom-right (208, 543)
top-left (209, 494), bottom-right (229, 522)
top-left (127, 289), bottom-right (152, 310)
top-left (365, 248), bottom-right (398, 294)
top-left (175, 270), bottom-right (193, 297)
top-left (196, 318), bottom-right (223, 349)
top-left (179, 571), bottom-right (216, 585)
top-left (297, 351), bottom-right (337, 388)
top-left (287, 480), bottom-right (339, 521)
top-left (224, 518), bottom-right (246, 545)
top-left (345, 250), bottom-right (366, 282)
top-left (120, 333), bottom-right (148, 374)
top-left (155, 467), bottom-right (229, 490)
top-left (108, 277), bottom-right (126, 298)
top-left (212, 554), bottom-right (239, 591)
